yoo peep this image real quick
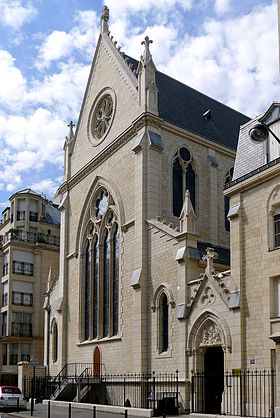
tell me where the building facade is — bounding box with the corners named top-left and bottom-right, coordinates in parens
top-left (225, 103), bottom-right (280, 415)
top-left (44, 6), bottom-right (252, 413)
top-left (0, 189), bottom-right (60, 384)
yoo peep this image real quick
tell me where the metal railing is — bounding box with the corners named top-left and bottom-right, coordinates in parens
top-left (191, 369), bottom-right (275, 418)
top-left (23, 366), bottom-right (179, 415)
top-left (0, 229), bottom-right (60, 247)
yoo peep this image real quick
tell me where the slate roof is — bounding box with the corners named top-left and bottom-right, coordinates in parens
top-left (197, 241), bottom-right (230, 266)
top-left (46, 203), bottom-right (60, 225)
top-left (127, 56), bottom-right (250, 150)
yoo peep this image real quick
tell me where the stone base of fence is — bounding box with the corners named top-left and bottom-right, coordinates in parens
top-left (43, 400), bottom-right (154, 417)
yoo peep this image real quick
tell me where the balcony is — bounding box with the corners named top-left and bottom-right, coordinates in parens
top-left (2, 293), bottom-right (8, 306)
top-left (0, 229), bottom-right (60, 247)
top-left (11, 322), bottom-right (32, 337)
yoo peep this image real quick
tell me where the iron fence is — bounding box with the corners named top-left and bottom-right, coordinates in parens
top-left (23, 368), bottom-right (179, 416)
top-left (191, 369), bottom-right (275, 418)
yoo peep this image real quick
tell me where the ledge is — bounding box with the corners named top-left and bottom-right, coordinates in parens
top-left (42, 400), bottom-right (153, 417)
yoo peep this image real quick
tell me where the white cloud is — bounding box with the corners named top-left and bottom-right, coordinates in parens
top-left (27, 61), bottom-right (90, 118)
top-left (158, 3), bottom-right (279, 116)
top-left (106, 0), bottom-right (192, 18)
top-left (30, 179), bottom-right (60, 199)
top-left (0, 0), bottom-right (37, 30)
top-left (36, 10), bottom-right (99, 69)
top-left (214, 0), bottom-right (231, 15)
top-left (0, 50), bottom-right (27, 109)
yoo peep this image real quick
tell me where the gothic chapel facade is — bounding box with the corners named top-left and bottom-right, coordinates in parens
top-left (44, 6), bottom-right (250, 411)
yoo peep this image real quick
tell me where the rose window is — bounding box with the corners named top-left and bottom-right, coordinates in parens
top-left (92, 94), bottom-right (113, 140)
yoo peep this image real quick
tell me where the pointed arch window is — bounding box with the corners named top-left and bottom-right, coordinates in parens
top-left (173, 147), bottom-right (196, 216)
top-left (103, 229), bottom-right (110, 337)
top-left (93, 239), bottom-right (99, 339)
top-left (224, 168), bottom-right (234, 231)
top-left (85, 241), bottom-right (91, 340)
top-left (113, 225), bottom-right (119, 336)
top-left (52, 321), bottom-right (58, 363)
top-left (82, 189), bottom-right (120, 341)
top-left (160, 293), bottom-right (169, 353)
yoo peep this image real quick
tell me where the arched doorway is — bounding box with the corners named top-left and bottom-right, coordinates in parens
top-left (93, 346), bottom-right (101, 377)
top-left (204, 346), bottom-right (224, 414)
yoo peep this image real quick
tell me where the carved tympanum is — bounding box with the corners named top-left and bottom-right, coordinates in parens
top-left (200, 324), bottom-right (222, 347)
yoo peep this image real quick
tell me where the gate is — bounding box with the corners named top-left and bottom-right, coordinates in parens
top-left (191, 369), bottom-right (275, 418)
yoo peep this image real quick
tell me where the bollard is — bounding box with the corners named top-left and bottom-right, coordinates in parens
top-left (31, 397), bottom-right (34, 416)
top-left (68, 402), bottom-right (72, 418)
top-left (125, 409), bottom-right (128, 418)
top-left (163, 414), bottom-right (166, 418)
top-left (48, 400), bottom-right (51, 418)
top-left (93, 405), bottom-right (96, 418)
top-left (16, 397), bottom-right (19, 413)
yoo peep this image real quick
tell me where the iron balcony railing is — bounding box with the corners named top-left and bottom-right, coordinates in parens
top-left (0, 229), bottom-right (60, 247)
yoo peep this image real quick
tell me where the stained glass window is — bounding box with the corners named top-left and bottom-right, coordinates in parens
top-left (173, 147), bottom-right (196, 216)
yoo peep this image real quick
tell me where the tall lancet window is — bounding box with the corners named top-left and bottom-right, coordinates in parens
top-left (93, 239), bottom-right (99, 339)
top-left (85, 241), bottom-right (91, 340)
top-left (173, 147), bottom-right (196, 216)
top-left (160, 293), bottom-right (169, 353)
top-left (113, 225), bottom-right (119, 336)
top-left (103, 229), bottom-right (110, 337)
top-left (224, 167), bottom-right (234, 231)
top-left (82, 189), bottom-right (120, 342)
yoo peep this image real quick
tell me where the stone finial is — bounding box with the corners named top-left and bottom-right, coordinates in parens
top-left (137, 35), bottom-right (158, 114)
top-left (179, 190), bottom-right (197, 234)
top-left (141, 36), bottom-right (153, 64)
top-left (100, 5), bottom-right (109, 33)
top-left (202, 247), bottom-right (218, 273)
top-left (65, 121), bottom-right (75, 146)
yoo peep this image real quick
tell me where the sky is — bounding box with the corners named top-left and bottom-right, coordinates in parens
top-left (0, 0), bottom-right (279, 211)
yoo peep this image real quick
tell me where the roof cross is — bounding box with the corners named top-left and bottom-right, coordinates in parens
top-left (68, 121), bottom-right (75, 129)
top-left (141, 36), bottom-right (153, 48)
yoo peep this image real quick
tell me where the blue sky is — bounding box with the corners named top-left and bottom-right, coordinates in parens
top-left (0, 0), bottom-right (279, 211)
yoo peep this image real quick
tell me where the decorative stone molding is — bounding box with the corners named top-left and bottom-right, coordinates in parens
top-left (200, 324), bottom-right (222, 347)
top-left (58, 113), bottom-right (164, 196)
top-left (201, 286), bottom-right (215, 306)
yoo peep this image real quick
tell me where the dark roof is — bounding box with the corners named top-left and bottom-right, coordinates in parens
top-left (197, 241), bottom-right (230, 266)
top-left (45, 203), bottom-right (60, 225)
top-left (127, 56), bottom-right (250, 150)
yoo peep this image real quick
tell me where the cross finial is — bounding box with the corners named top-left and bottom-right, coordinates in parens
top-left (202, 247), bottom-right (218, 273)
top-left (141, 36), bottom-right (153, 48)
top-left (68, 121), bottom-right (75, 129)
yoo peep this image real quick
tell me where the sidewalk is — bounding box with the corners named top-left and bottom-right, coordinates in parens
top-left (6, 403), bottom-right (147, 418)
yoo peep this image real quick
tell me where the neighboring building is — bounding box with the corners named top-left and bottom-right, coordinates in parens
top-left (0, 189), bottom-right (60, 385)
top-left (225, 103), bottom-right (280, 415)
top-left (44, 6), bottom-right (251, 412)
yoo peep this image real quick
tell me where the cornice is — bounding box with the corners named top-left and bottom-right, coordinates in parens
top-left (225, 160), bottom-right (280, 197)
top-left (58, 112), bottom-right (163, 194)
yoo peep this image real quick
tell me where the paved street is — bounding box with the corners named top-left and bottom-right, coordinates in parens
top-left (1, 404), bottom-right (143, 418)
